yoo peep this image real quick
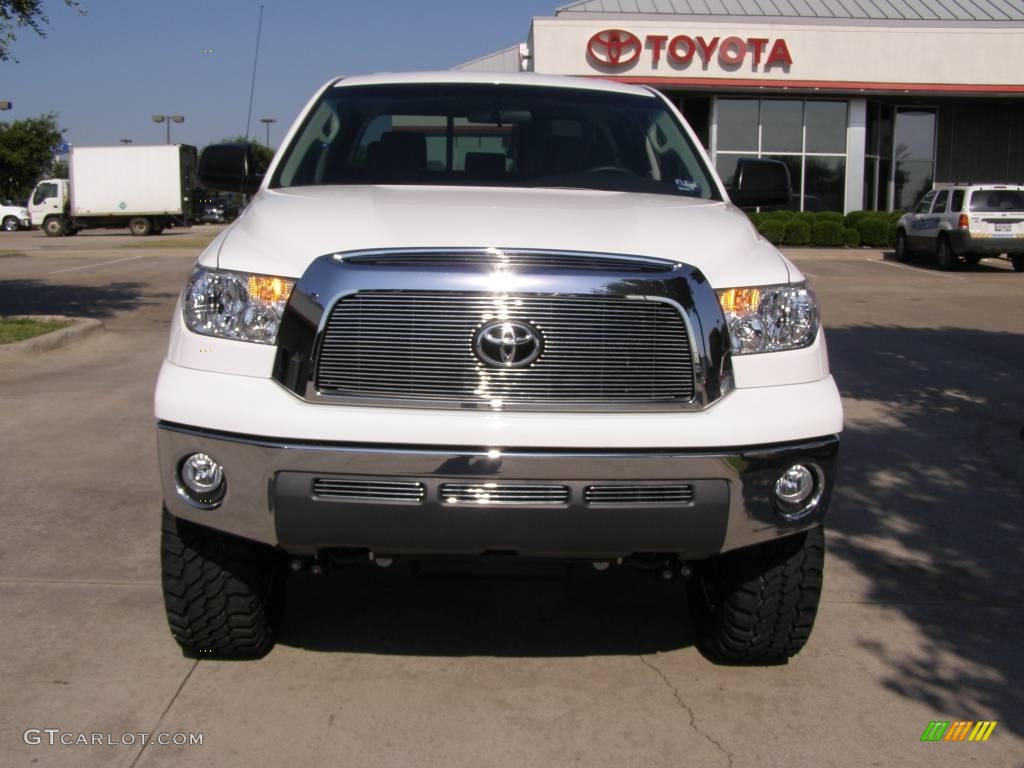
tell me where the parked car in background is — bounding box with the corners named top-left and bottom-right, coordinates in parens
top-left (895, 184), bottom-right (1024, 271)
top-left (1, 201), bottom-right (31, 231)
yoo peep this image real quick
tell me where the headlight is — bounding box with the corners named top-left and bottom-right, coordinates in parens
top-left (183, 268), bottom-right (294, 344)
top-left (717, 283), bottom-right (819, 355)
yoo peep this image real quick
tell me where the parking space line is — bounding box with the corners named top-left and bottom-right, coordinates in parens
top-left (49, 254), bottom-right (150, 274)
top-left (865, 258), bottom-right (963, 279)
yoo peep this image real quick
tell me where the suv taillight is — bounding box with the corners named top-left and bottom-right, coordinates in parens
top-left (958, 213), bottom-right (969, 229)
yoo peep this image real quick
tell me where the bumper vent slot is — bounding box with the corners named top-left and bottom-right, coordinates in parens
top-left (439, 483), bottom-right (569, 506)
top-left (312, 479), bottom-right (425, 503)
top-left (584, 485), bottom-right (695, 506)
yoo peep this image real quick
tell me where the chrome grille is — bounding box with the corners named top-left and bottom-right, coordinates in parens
top-left (312, 479), bottom-right (425, 503)
top-left (343, 251), bottom-right (678, 272)
top-left (315, 292), bottom-right (695, 409)
top-left (439, 483), bottom-right (569, 505)
top-left (584, 485), bottom-right (695, 505)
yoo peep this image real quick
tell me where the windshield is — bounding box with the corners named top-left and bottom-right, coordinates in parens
top-left (271, 83), bottom-right (720, 200)
top-left (969, 189), bottom-right (1024, 213)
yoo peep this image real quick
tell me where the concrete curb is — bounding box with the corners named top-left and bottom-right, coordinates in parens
top-left (0, 315), bottom-right (104, 357)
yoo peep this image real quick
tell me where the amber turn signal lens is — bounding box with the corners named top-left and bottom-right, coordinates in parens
top-left (247, 275), bottom-right (294, 304)
top-left (717, 287), bottom-right (761, 314)
top-left (958, 213), bottom-right (969, 229)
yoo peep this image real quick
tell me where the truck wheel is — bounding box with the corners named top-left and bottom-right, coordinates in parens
top-left (2, 216), bottom-right (18, 232)
top-left (894, 230), bottom-right (910, 261)
top-left (1012, 255), bottom-right (1024, 273)
top-left (160, 508), bottom-right (281, 659)
top-left (129, 217), bottom-right (153, 236)
top-left (936, 237), bottom-right (957, 270)
top-left (687, 527), bottom-right (824, 665)
top-left (43, 216), bottom-right (66, 237)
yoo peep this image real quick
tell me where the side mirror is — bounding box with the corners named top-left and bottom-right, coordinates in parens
top-left (728, 158), bottom-right (791, 208)
top-left (198, 144), bottom-right (263, 195)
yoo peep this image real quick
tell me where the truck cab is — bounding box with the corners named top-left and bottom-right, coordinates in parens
top-left (29, 179), bottom-right (71, 236)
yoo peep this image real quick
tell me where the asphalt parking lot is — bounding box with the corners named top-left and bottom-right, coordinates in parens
top-left (1, 226), bottom-right (1022, 767)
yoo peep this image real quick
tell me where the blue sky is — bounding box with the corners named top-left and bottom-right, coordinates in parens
top-left (3, 0), bottom-right (555, 149)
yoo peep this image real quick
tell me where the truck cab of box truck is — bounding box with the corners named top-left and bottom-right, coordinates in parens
top-left (28, 178), bottom-right (71, 235)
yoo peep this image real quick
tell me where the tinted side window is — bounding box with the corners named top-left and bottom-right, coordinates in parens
top-left (950, 190), bottom-right (965, 212)
top-left (914, 191), bottom-right (936, 214)
top-left (931, 190), bottom-right (948, 213)
top-left (32, 183), bottom-right (58, 205)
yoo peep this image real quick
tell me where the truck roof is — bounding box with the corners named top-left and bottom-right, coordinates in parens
top-left (329, 71), bottom-right (656, 98)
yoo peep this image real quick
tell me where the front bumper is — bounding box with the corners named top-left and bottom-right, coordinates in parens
top-left (158, 422), bottom-right (839, 559)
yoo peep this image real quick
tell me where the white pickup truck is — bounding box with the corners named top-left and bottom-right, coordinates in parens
top-left (156, 72), bottom-right (842, 664)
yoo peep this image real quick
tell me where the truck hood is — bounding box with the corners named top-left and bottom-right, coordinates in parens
top-left (210, 185), bottom-right (792, 287)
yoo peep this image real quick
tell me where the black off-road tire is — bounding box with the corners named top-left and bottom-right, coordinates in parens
top-left (687, 527), bottom-right (825, 665)
top-left (894, 230), bottom-right (911, 261)
top-left (2, 216), bottom-right (18, 232)
top-left (1012, 254), bottom-right (1024, 272)
top-left (936, 236), bottom-right (958, 270)
top-left (161, 508), bottom-right (282, 659)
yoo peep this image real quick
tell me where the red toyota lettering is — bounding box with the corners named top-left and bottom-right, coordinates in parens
top-left (718, 36), bottom-right (746, 65)
top-left (696, 36), bottom-right (720, 63)
top-left (646, 35), bottom-right (668, 64)
top-left (747, 37), bottom-right (769, 65)
top-left (668, 35), bottom-right (695, 64)
top-left (766, 38), bottom-right (793, 68)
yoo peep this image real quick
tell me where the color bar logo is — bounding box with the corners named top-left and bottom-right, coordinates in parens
top-left (920, 721), bottom-right (997, 742)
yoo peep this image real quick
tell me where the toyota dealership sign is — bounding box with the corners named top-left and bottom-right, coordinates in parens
top-left (587, 28), bottom-right (793, 71)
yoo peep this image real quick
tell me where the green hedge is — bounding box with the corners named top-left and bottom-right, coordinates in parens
top-left (783, 220), bottom-right (811, 246)
top-left (855, 216), bottom-right (891, 247)
top-left (746, 209), bottom-right (901, 247)
top-left (811, 220), bottom-right (844, 247)
top-left (757, 219), bottom-right (786, 245)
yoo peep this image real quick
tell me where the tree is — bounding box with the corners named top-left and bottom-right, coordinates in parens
top-left (1, 1), bottom-right (84, 62)
top-left (216, 136), bottom-right (274, 174)
top-left (50, 157), bottom-right (67, 177)
top-left (0, 112), bottom-right (64, 201)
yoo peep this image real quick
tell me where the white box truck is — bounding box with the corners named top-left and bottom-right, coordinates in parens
top-left (28, 144), bottom-right (197, 236)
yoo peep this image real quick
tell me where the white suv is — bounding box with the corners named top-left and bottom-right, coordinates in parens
top-left (156, 72), bottom-right (843, 664)
top-left (896, 184), bottom-right (1024, 271)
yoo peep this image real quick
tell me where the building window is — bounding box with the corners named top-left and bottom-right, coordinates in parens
top-left (714, 98), bottom-right (848, 212)
top-left (893, 108), bottom-right (936, 212)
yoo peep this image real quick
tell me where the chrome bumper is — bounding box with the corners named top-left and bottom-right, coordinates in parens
top-left (157, 422), bottom-right (838, 559)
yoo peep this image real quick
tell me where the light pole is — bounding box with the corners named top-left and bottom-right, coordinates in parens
top-left (259, 117), bottom-right (277, 147)
top-left (152, 114), bottom-right (185, 144)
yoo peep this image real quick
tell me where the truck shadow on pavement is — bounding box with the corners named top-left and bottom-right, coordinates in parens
top-left (0, 279), bottom-right (156, 318)
top-left (880, 250), bottom-right (1017, 273)
top-left (278, 564), bottom-right (693, 657)
top-left (826, 325), bottom-right (1024, 737)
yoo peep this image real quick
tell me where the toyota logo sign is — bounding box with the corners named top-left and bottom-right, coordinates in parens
top-left (587, 29), bottom-right (642, 67)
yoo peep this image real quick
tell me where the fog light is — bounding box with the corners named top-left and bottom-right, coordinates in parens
top-left (773, 463), bottom-right (823, 521)
top-left (775, 465), bottom-right (814, 505)
top-left (177, 453), bottom-right (225, 507)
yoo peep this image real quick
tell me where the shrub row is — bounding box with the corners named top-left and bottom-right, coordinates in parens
top-left (750, 209), bottom-right (903, 248)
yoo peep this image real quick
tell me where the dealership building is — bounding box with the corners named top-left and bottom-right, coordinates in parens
top-left (458, 0), bottom-right (1024, 213)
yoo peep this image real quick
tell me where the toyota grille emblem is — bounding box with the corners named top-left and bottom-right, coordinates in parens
top-left (474, 320), bottom-right (543, 368)
top-left (587, 29), bottom-right (642, 67)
